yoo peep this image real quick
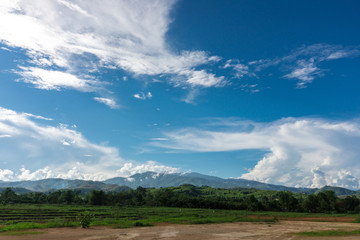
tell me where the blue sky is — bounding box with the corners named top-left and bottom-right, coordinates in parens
top-left (1, 0), bottom-right (360, 189)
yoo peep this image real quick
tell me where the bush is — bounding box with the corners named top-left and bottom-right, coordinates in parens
top-left (133, 221), bottom-right (153, 227)
top-left (78, 211), bottom-right (94, 228)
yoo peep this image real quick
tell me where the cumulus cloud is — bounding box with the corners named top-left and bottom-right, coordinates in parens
top-left (154, 118), bottom-right (360, 189)
top-left (116, 161), bottom-right (179, 177)
top-left (0, 106), bottom-right (178, 181)
top-left (0, 0), bottom-right (225, 105)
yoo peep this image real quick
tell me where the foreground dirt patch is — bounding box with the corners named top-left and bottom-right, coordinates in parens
top-left (1, 221), bottom-right (360, 240)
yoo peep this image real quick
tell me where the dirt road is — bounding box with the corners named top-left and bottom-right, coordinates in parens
top-left (2, 221), bottom-right (360, 240)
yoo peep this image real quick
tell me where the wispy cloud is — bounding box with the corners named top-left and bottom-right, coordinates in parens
top-left (223, 59), bottom-right (250, 79)
top-left (16, 67), bottom-right (102, 92)
top-left (23, 113), bottom-right (53, 121)
top-left (153, 117), bottom-right (360, 189)
top-left (226, 44), bottom-right (360, 88)
top-left (93, 97), bottom-right (119, 109)
top-left (0, 134), bottom-right (12, 138)
top-left (274, 44), bottom-right (359, 87)
top-left (133, 92), bottom-right (152, 100)
top-left (283, 59), bottom-right (321, 88)
top-left (0, 0), bottom-right (225, 105)
top-left (0, 106), bottom-right (178, 181)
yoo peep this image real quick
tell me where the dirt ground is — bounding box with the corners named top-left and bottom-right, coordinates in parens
top-left (2, 221), bottom-right (360, 240)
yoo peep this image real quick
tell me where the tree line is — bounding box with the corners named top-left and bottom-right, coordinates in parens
top-left (1, 186), bottom-right (359, 213)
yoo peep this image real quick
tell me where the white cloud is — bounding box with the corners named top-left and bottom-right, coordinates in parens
top-left (283, 59), bottom-right (321, 88)
top-left (150, 138), bottom-right (169, 141)
top-left (0, 106), bottom-right (178, 181)
top-left (23, 113), bottom-right (53, 121)
top-left (0, 0), bottom-right (225, 104)
top-left (133, 92), bottom-right (152, 100)
top-left (116, 161), bottom-right (179, 177)
top-left (155, 118), bottom-right (360, 189)
top-left (0, 169), bottom-right (14, 181)
top-left (280, 44), bottom-right (359, 87)
top-left (0, 134), bottom-right (12, 138)
top-left (223, 59), bottom-right (249, 79)
top-left (17, 67), bottom-right (101, 92)
top-left (231, 44), bottom-right (360, 88)
top-left (93, 97), bottom-right (119, 109)
top-left (184, 70), bottom-right (225, 87)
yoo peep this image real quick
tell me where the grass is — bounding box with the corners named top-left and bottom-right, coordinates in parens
top-left (296, 229), bottom-right (360, 237)
top-left (0, 204), bottom-right (357, 233)
top-left (0, 231), bottom-right (44, 236)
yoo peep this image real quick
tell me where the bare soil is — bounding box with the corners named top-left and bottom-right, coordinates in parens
top-left (2, 221), bottom-right (360, 240)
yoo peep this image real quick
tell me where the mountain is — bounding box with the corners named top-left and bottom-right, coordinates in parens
top-left (0, 178), bottom-right (131, 192)
top-left (104, 172), bottom-right (312, 192)
top-left (314, 186), bottom-right (358, 196)
top-left (0, 172), bottom-right (357, 195)
top-left (0, 187), bottom-right (31, 194)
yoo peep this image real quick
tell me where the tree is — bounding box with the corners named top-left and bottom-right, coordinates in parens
top-left (317, 191), bottom-right (337, 212)
top-left (302, 194), bottom-right (319, 212)
top-left (90, 190), bottom-right (106, 205)
top-left (0, 188), bottom-right (18, 204)
top-left (278, 191), bottom-right (298, 211)
top-left (342, 196), bottom-right (360, 212)
top-left (47, 190), bottom-right (62, 204)
top-left (245, 195), bottom-right (261, 211)
top-left (59, 190), bottom-right (75, 204)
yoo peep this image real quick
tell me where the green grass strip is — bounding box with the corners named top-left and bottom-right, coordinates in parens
top-left (296, 229), bottom-right (360, 237)
top-left (0, 231), bottom-right (44, 236)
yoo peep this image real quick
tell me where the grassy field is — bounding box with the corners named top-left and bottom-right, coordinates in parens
top-left (0, 204), bottom-right (360, 233)
top-left (296, 229), bottom-right (360, 237)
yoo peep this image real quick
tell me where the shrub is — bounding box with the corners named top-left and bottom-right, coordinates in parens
top-left (78, 211), bottom-right (94, 228)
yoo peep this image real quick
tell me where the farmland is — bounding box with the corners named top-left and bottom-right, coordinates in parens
top-left (1, 206), bottom-right (360, 239)
top-left (1, 185), bottom-right (360, 238)
top-left (1, 204), bottom-right (360, 231)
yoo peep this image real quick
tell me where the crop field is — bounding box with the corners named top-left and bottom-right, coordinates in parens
top-left (1, 204), bottom-right (360, 233)
top-left (0, 204), bottom-right (275, 232)
top-left (0, 205), bottom-right (360, 239)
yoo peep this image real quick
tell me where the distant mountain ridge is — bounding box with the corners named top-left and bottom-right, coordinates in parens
top-left (0, 178), bottom-right (130, 193)
top-left (0, 172), bottom-right (358, 195)
top-left (104, 172), bottom-right (311, 192)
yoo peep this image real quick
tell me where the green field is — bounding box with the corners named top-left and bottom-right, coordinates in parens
top-left (296, 229), bottom-right (360, 237)
top-left (1, 204), bottom-right (360, 233)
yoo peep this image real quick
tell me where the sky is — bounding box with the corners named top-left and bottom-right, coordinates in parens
top-left (0, 0), bottom-right (360, 189)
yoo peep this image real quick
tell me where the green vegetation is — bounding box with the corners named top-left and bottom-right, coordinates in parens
top-left (0, 231), bottom-right (44, 236)
top-left (0, 185), bottom-right (360, 233)
top-left (0, 204), bottom-right (282, 232)
top-left (296, 229), bottom-right (360, 237)
top-left (0, 204), bottom-right (359, 233)
top-left (1, 185), bottom-right (360, 214)
top-left (78, 211), bottom-right (94, 228)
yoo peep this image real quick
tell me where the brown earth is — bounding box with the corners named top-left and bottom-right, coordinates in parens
top-left (2, 221), bottom-right (360, 240)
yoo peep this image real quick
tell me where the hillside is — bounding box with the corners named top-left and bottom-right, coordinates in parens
top-left (0, 172), bottom-right (358, 195)
top-left (104, 172), bottom-right (312, 192)
top-left (0, 178), bottom-right (131, 192)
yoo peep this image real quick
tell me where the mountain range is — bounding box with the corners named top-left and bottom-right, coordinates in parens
top-left (0, 172), bottom-right (358, 196)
